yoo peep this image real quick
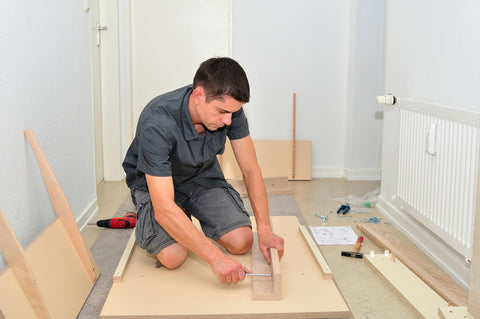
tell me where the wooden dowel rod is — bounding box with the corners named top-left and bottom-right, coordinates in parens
top-left (292, 93), bottom-right (296, 179)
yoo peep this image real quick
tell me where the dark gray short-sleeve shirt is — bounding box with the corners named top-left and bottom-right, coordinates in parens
top-left (122, 85), bottom-right (249, 195)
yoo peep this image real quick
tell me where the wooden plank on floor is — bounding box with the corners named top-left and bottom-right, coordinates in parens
top-left (221, 140), bottom-right (312, 181)
top-left (357, 223), bottom-right (468, 306)
top-left (228, 176), bottom-right (292, 198)
top-left (24, 129), bottom-right (99, 282)
top-left (251, 236), bottom-right (281, 300)
top-left (365, 253), bottom-right (448, 318)
top-left (113, 231), bottom-right (136, 283)
top-left (101, 216), bottom-right (351, 318)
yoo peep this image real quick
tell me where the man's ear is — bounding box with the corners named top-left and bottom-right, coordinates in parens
top-left (192, 87), bottom-right (205, 103)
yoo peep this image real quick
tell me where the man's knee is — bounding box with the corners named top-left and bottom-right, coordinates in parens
top-left (218, 226), bottom-right (253, 255)
top-left (156, 243), bottom-right (188, 269)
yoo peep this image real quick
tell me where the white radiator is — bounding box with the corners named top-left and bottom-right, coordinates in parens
top-left (395, 99), bottom-right (480, 258)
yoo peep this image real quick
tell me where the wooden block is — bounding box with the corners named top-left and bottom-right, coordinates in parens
top-left (228, 176), bottom-right (293, 198)
top-left (113, 231), bottom-right (136, 283)
top-left (438, 306), bottom-right (475, 319)
top-left (357, 223), bottom-right (468, 306)
top-left (365, 253), bottom-right (448, 318)
top-left (269, 248), bottom-right (281, 297)
top-left (298, 226), bottom-right (333, 279)
top-left (0, 207), bottom-right (50, 318)
top-left (251, 236), bottom-right (281, 300)
top-left (0, 219), bottom-right (95, 318)
top-left (101, 216), bottom-right (350, 318)
top-left (24, 129), bottom-right (99, 282)
top-left (222, 140), bottom-right (312, 181)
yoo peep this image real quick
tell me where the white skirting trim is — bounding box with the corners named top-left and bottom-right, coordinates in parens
top-left (312, 167), bottom-right (344, 179)
top-left (376, 195), bottom-right (470, 289)
top-left (77, 198), bottom-right (99, 232)
top-left (344, 168), bottom-right (381, 181)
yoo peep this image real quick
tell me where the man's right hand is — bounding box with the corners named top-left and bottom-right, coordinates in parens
top-left (210, 253), bottom-right (249, 284)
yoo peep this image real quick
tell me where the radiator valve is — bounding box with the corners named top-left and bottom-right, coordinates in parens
top-left (376, 94), bottom-right (397, 106)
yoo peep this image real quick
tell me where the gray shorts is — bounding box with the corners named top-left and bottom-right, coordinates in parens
top-left (131, 186), bottom-right (251, 256)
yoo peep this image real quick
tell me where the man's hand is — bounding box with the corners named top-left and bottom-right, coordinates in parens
top-left (258, 231), bottom-right (284, 264)
top-left (210, 253), bottom-right (250, 284)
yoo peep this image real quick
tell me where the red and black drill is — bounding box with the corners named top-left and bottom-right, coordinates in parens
top-left (94, 212), bottom-right (137, 228)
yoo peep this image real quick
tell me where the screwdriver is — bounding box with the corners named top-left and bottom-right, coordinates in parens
top-left (245, 271), bottom-right (272, 277)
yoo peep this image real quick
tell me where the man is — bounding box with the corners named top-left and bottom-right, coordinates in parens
top-left (122, 57), bottom-right (284, 284)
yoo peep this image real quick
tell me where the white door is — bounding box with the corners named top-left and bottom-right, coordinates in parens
top-left (129, 0), bottom-right (232, 131)
top-left (92, 0), bottom-right (232, 182)
top-left (90, 0), bottom-right (104, 186)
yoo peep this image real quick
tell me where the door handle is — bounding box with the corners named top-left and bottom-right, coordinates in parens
top-left (96, 24), bottom-right (108, 47)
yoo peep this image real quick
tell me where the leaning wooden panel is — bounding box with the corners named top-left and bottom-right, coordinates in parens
top-left (24, 129), bottom-right (99, 282)
top-left (222, 140), bottom-right (312, 181)
top-left (0, 219), bottom-right (95, 318)
top-left (101, 216), bottom-right (350, 318)
top-left (0, 206), bottom-right (50, 318)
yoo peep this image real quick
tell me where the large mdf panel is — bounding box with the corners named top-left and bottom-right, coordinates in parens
top-left (0, 219), bottom-right (95, 318)
top-left (101, 216), bottom-right (350, 318)
top-left (221, 140), bottom-right (312, 181)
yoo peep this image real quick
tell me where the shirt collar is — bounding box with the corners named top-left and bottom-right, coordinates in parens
top-left (182, 85), bottom-right (199, 141)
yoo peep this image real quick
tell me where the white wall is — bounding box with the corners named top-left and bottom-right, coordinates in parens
top-left (379, 0), bottom-right (480, 287)
top-left (381, 0), bottom-right (480, 203)
top-left (344, 0), bottom-right (385, 180)
top-left (233, 0), bottom-right (384, 179)
top-left (0, 1), bottom-right (97, 269)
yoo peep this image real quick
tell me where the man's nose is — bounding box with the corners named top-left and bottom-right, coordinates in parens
top-left (222, 114), bottom-right (232, 125)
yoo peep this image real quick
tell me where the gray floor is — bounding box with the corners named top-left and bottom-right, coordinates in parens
top-left (83, 179), bottom-right (420, 319)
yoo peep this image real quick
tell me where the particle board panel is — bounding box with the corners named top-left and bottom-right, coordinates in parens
top-left (24, 129), bottom-right (99, 281)
top-left (221, 140), bottom-right (312, 181)
top-left (357, 223), bottom-right (467, 306)
top-left (0, 219), bottom-right (95, 318)
top-left (101, 216), bottom-right (351, 318)
top-left (365, 253), bottom-right (448, 318)
top-left (438, 306), bottom-right (474, 319)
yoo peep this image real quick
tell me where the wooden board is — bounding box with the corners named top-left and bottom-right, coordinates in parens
top-left (101, 216), bottom-right (351, 318)
top-left (365, 253), bottom-right (448, 318)
top-left (438, 306), bottom-right (475, 319)
top-left (228, 176), bottom-right (293, 198)
top-left (0, 219), bottom-right (95, 318)
top-left (113, 231), bottom-right (136, 283)
top-left (357, 223), bottom-right (468, 306)
top-left (0, 206), bottom-right (50, 318)
top-left (298, 226), bottom-right (333, 279)
top-left (24, 129), bottom-right (99, 281)
top-left (251, 237), bottom-right (281, 300)
top-left (221, 140), bottom-right (312, 181)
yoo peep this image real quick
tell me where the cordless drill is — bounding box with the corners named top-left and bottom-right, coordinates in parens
top-left (95, 212), bottom-right (137, 228)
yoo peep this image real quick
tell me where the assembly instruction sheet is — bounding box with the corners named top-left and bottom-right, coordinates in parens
top-left (309, 226), bottom-right (358, 245)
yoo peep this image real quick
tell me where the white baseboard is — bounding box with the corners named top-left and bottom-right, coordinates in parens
top-left (77, 198), bottom-right (99, 232)
top-left (376, 195), bottom-right (470, 289)
top-left (344, 168), bottom-right (381, 181)
top-left (312, 167), bottom-right (344, 178)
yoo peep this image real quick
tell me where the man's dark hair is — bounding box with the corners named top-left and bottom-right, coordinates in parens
top-left (193, 57), bottom-right (250, 103)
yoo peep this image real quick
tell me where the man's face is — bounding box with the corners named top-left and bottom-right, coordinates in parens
top-left (196, 91), bottom-right (244, 131)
